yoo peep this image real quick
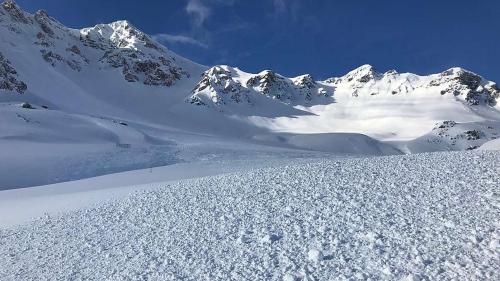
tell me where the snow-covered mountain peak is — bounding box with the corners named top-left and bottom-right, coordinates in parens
top-left (383, 69), bottom-right (398, 76)
top-left (80, 19), bottom-right (161, 51)
top-left (0, 0), bottom-right (499, 154)
top-left (188, 66), bottom-right (331, 109)
top-left (0, 1), bottom-right (203, 92)
top-left (428, 67), bottom-right (499, 105)
top-left (188, 65), bottom-right (251, 106)
top-left (292, 74), bottom-right (316, 89)
top-left (342, 64), bottom-right (380, 83)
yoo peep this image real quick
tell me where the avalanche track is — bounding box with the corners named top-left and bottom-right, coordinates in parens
top-left (1, 151), bottom-right (499, 280)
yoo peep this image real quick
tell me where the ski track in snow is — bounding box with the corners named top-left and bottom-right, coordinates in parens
top-left (1, 151), bottom-right (499, 280)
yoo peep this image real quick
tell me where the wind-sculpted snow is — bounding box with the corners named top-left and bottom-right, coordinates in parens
top-left (1, 151), bottom-right (498, 280)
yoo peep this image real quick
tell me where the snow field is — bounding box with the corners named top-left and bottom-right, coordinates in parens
top-left (1, 151), bottom-right (498, 280)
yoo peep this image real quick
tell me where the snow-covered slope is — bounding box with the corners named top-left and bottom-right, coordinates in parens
top-left (190, 64), bottom-right (499, 141)
top-left (1, 0), bottom-right (500, 188)
top-left (1, 0), bottom-right (499, 143)
top-left (0, 3), bottom-right (498, 279)
top-left (1, 151), bottom-right (498, 280)
top-left (0, 0), bottom-right (206, 124)
top-left (480, 137), bottom-right (500, 150)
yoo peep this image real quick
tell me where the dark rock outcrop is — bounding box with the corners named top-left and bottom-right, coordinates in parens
top-left (0, 51), bottom-right (27, 93)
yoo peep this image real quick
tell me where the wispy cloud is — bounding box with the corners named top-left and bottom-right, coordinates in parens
top-left (186, 0), bottom-right (211, 27)
top-left (271, 0), bottom-right (303, 21)
top-left (182, 0), bottom-right (243, 46)
top-left (152, 33), bottom-right (208, 48)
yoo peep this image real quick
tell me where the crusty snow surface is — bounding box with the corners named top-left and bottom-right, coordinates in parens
top-left (1, 151), bottom-right (499, 280)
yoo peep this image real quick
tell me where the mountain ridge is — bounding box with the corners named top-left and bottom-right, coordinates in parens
top-left (0, 0), bottom-right (499, 154)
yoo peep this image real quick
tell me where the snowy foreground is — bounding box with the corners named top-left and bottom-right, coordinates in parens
top-left (1, 151), bottom-right (499, 280)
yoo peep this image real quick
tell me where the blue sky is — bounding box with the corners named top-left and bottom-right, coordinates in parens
top-left (16, 0), bottom-right (500, 81)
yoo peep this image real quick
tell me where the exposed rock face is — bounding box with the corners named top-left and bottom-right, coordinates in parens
top-left (324, 65), bottom-right (384, 98)
top-left (81, 20), bottom-right (189, 86)
top-left (342, 64), bottom-right (380, 84)
top-left (34, 10), bottom-right (55, 36)
top-left (321, 65), bottom-right (499, 106)
top-left (0, 2), bottom-right (190, 87)
top-left (247, 70), bottom-right (293, 102)
top-left (1, 0), bottom-right (30, 24)
top-left (188, 66), bottom-right (330, 108)
top-left (293, 74), bottom-right (316, 89)
top-left (430, 68), bottom-right (499, 106)
top-left (292, 74), bottom-right (316, 101)
top-left (188, 66), bottom-right (251, 106)
top-left (0, 52), bottom-right (27, 93)
top-left (100, 48), bottom-right (188, 87)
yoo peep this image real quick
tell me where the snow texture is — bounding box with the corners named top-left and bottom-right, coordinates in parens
top-left (1, 151), bottom-right (499, 280)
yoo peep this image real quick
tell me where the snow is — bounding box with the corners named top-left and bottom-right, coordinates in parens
top-left (0, 102), bottom-right (399, 189)
top-left (0, 151), bottom-right (327, 227)
top-left (0, 2), bottom-right (499, 279)
top-left (1, 1), bottom-right (499, 185)
top-left (0, 151), bottom-right (498, 280)
top-left (0, 99), bottom-right (411, 188)
top-left (480, 138), bottom-right (500, 150)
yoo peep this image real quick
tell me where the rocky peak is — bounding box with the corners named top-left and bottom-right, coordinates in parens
top-left (429, 68), bottom-right (498, 106)
top-left (342, 64), bottom-right (380, 83)
top-left (440, 68), bottom-right (482, 89)
top-left (1, 0), bottom-right (30, 24)
top-left (0, 1), bottom-right (190, 87)
top-left (80, 20), bottom-right (189, 86)
top-left (193, 66), bottom-right (233, 92)
top-left (246, 70), bottom-right (293, 101)
top-left (324, 65), bottom-right (381, 85)
top-left (82, 20), bottom-right (160, 51)
top-left (34, 9), bottom-right (60, 37)
top-left (292, 74), bottom-right (316, 89)
top-left (205, 66), bottom-right (232, 79)
top-left (246, 70), bottom-right (288, 97)
top-left (384, 69), bottom-right (398, 76)
top-left (188, 65), bottom-right (250, 106)
top-left (247, 70), bottom-right (280, 87)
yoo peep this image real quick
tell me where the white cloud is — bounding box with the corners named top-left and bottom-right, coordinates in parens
top-left (153, 33), bottom-right (208, 48)
top-left (155, 0), bottom-right (241, 50)
top-left (185, 0), bottom-right (239, 27)
top-left (186, 0), bottom-right (211, 27)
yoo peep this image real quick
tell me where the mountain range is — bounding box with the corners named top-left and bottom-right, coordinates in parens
top-left (1, 0), bottom-right (499, 187)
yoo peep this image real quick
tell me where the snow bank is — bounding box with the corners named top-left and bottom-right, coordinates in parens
top-left (480, 138), bottom-right (500, 150)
